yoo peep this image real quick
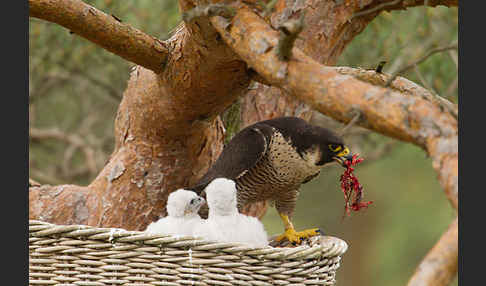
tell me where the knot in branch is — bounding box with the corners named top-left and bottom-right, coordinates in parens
top-left (276, 13), bottom-right (305, 61)
top-left (182, 4), bottom-right (235, 22)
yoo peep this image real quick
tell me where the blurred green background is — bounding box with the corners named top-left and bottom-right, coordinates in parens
top-left (29, 1), bottom-right (458, 286)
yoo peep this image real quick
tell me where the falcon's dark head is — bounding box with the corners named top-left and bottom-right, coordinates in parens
top-left (320, 141), bottom-right (353, 167)
top-left (260, 117), bottom-right (354, 168)
top-left (302, 125), bottom-right (353, 167)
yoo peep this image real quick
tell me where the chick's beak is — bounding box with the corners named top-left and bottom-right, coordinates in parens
top-left (333, 146), bottom-right (353, 167)
top-left (197, 197), bottom-right (206, 205)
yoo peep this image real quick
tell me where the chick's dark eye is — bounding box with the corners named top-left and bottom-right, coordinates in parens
top-left (190, 198), bottom-right (197, 205)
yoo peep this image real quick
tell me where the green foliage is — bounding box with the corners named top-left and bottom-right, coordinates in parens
top-left (221, 101), bottom-right (242, 145)
top-left (338, 6), bottom-right (458, 103)
top-left (29, 3), bottom-right (457, 286)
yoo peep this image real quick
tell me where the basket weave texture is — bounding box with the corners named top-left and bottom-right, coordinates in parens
top-left (29, 220), bottom-right (348, 286)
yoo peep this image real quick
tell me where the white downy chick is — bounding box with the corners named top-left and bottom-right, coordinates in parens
top-left (145, 189), bottom-right (205, 236)
top-left (193, 178), bottom-right (268, 248)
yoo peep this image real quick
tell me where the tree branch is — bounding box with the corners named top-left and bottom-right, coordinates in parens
top-left (352, 0), bottom-right (405, 19)
top-left (29, 178), bottom-right (42, 187)
top-left (210, 4), bottom-right (458, 210)
top-left (413, 65), bottom-right (436, 94)
top-left (238, 0), bottom-right (457, 133)
top-left (276, 13), bottom-right (304, 61)
top-left (211, 7), bottom-right (457, 285)
top-left (352, 0), bottom-right (458, 19)
top-left (30, 169), bottom-right (65, 186)
top-left (29, 74), bottom-right (70, 103)
top-left (29, 0), bottom-right (251, 231)
top-left (339, 110), bottom-right (362, 136)
top-left (182, 3), bottom-right (235, 22)
top-left (334, 66), bottom-right (458, 119)
top-left (60, 65), bottom-right (122, 102)
top-left (407, 217), bottom-right (458, 286)
top-left (29, 0), bottom-right (169, 73)
top-left (385, 43), bottom-right (458, 86)
top-left (29, 127), bottom-right (98, 175)
top-left (29, 2), bottom-right (458, 285)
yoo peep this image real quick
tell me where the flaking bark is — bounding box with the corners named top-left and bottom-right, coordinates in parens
top-left (29, 0), bottom-right (252, 230)
top-left (210, 4), bottom-right (457, 210)
top-left (29, 1), bottom-right (458, 284)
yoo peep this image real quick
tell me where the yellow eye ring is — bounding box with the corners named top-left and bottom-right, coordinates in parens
top-left (336, 147), bottom-right (350, 157)
top-left (328, 144), bottom-right (342, 152)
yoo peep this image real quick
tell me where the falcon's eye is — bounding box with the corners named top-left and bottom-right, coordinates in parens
top-left (328, 144), bottom-right (342, 152)
top-left (190, 198), bottom-right (197, 205)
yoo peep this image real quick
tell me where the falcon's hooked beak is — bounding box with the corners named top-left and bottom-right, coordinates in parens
top-left (332, 146), bottom-right (354, 168)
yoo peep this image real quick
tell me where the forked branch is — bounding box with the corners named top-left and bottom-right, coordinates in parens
top-left (29, 127), bottom-right (98, 175)
top-left (352, 0), bottom-right (458, 19)
top-left (385, 43), bottom-right (458, 86)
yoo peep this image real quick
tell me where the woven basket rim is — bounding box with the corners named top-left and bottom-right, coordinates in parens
top-left (29, 220), bottom-right (348, 261)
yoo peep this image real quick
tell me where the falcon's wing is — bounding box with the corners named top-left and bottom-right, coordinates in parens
top-left (191, 122), bottom-right (275, 194)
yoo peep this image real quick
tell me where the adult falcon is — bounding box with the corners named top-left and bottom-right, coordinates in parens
top-left (191, 117), bottom-right (353, 244)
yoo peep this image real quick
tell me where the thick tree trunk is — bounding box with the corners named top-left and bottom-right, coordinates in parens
top-left (29, 2), bottom-right (458, 282)
top-left (29, 0), bottom-right (252, 230)
top-left (29, 1), bottom-right (458, 285)
top-left (29, 0), bottom-right (457, 228)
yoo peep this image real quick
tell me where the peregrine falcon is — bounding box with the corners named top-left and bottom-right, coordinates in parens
top-left (192, 117), bottom-right (353, 244)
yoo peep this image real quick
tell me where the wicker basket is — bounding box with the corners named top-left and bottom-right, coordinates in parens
top-left (29, 220), bottom-right (348, 286)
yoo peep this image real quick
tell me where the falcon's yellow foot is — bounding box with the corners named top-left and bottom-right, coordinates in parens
top-left (274, 227), bottom-right (322, 245)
